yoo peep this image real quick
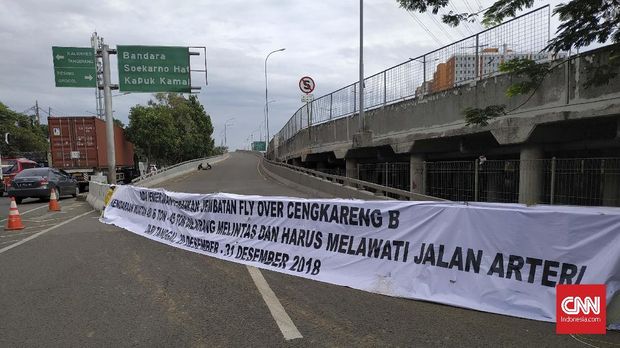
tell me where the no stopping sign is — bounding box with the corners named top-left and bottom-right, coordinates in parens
top-left (299, 76), bottom-right (315, 94)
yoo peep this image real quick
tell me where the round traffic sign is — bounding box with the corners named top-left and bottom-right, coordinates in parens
top-left (299, 76), bottom-right (315, 94)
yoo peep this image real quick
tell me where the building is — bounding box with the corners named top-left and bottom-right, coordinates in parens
top-left (420, 48), bottom-right (566, 95)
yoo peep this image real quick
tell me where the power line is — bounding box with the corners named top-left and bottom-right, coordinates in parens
top-left (463, 0), bottom-right (486, 31)
top-left (463, 0), bottom-right (476, 14)
top-left (449, 2), bottom-right (476, 35)
top-left (425, 12), bottom-right (455, 42)
top-left (439, 9), bottom-right (467, 38)
top-left (407, 11), bottom-right (446, 46)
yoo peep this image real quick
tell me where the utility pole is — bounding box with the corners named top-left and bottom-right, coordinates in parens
top-left (358, 0), bottom-right (365, 131)
top-left (35, 100), bottom-right (40, 124)
top-left (100, 41), bottom-right (116, 184)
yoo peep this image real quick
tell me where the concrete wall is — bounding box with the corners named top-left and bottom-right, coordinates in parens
top-left (273, 45), bottom-right (620, 161)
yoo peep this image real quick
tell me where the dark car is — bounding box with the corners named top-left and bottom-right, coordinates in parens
top-left (8, 167), bottom-right (79, 204)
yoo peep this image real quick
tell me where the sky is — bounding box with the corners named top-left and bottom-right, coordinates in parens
top-left (0, 0), bottom-right (563, 151)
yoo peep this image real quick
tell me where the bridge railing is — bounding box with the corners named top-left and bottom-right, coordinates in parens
top-left (131, 154), bottom-right (227, 185)
top-left (276, 5), bottom-right (552, 143)
top-left (263, 157), bottom-right (443, 201)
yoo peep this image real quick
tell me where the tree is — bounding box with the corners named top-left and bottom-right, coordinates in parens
top-left (125, 93), bottom-right (214, 166)
top-left (0, 102), bottom-right (49, 157)
top-left (397, 0), bottom-right (620, 125)
top-left (113, 118), bottom-right (125, 129)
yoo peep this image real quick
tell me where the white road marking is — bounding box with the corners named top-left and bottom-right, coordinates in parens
top-left (246, 265), bottom-right (302, 340)
top-left (0, 231), bottom-right (36, 238)
top-left (570, 334), bottom-right (600, 347)
top-left (0, 238), bottom-right (28, 245)
top-left (257, 158), bottom-right (268, 181)
top-left (0, 204), bottom-right (48, 222)
top-left (0, 210), bottom-right (95, 255)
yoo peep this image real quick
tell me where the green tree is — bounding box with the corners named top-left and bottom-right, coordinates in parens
top-left (0, 102), bottom-right (49, 157)
top-left (125, 93), bottom-right (214, 166)
top-left (113, 118), bottom-right (125, 129)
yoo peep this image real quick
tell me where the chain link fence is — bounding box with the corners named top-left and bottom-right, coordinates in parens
top-left (277, 5), bottom-right (552, 143)
top-left (358, 163), bottom-right (410, 192)
top-left (426, 158), bottom-right (620, 206)
top-left (308, 157), bottom-right (620, 206)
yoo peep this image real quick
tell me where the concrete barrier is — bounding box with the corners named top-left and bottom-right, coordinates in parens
top-left (133, 154), bottom-right (228, 188)
top-left (87, 181), bottom-right (109, 211)
top-left (87, 154), bottom-right (228, 211)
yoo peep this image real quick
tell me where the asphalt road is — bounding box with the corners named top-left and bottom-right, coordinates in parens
top-left (0, 151), bottom-right (618, 347)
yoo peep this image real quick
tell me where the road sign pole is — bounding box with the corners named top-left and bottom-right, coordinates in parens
top-left (102, 44), bottom-right (116, 184)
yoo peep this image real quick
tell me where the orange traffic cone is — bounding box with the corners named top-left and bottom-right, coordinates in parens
top-left (6, 197), bottom-right (25, 231)
top-left (49, 188), bottom-right (61, 212)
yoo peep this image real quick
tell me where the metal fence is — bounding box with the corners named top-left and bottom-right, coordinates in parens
top-left (358, 162), bottom-right (410, 191)
top-left (425, 158), bottom-right (620, 207)
top-left (277, 5), bottom-right (551, 142)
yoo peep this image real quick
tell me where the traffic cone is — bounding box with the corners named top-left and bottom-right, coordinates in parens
top-left (49, 188), bottom-right (61, 212)
top-left (6, 197), bottom-right (25, 231)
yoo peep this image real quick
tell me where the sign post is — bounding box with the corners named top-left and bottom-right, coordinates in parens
top-left (299, 76), bottom-right (316, 128)
top-left (52, 47), bottom-right (97, 88)
top-left (101, 43), bottom-right (117, 184)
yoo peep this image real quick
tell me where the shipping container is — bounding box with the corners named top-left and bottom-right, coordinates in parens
top-left (48, 116), bottom-right (135, 188)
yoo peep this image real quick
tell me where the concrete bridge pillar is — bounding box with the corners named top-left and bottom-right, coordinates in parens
top-left (410, 154), bottom-right (426, 195)
top-left (346, 158), bottom-right (358, 179)
top-left (518, 145), bottom-right (544, 205)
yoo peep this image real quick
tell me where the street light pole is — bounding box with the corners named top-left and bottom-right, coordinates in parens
top-left (264, 48), bottom-right (285, 149)
top-left (224, 117), bottom-right (235, 148)
top-left (358, 0), bottom-right (365, 131)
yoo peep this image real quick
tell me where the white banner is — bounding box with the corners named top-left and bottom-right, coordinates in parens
top-left (101, 185), bottom-right (620, 328)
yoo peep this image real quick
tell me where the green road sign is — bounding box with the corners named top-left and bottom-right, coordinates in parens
top-left (117, 45), bottom-right (191, 93)
top-left (52, 47), bottom-right (96, 67)
top-left (252, 141), bottom-right (266, 151)
top-left (52, 46), bottom-right (97, 88)
top-left (54, 67), bottom-right (97, 87)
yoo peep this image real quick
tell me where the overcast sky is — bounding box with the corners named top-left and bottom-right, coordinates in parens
top-left (0, 0), bottom-right (563, 150)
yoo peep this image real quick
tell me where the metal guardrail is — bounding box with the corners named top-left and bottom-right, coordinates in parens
top-left (275, 6), bottom-right (552, 143)
top-left (263, 157), bottom-right (443, 201)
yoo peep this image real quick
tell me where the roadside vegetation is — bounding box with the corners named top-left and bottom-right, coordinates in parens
top-left (125, 93), bottom-right (216, 166)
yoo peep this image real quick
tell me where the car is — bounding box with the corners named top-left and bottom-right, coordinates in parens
top-left (8, 167), bottom-right (79, 204)
top-left (2, 158), bottom-right (38, 195)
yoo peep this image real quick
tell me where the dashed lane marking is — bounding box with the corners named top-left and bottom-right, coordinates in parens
top-left (0, 238), bottom-right (32, 245)
top-left (257, 158), bottom-right (268, 181)
top-left (0, 210), bottom-right (95, 255)
top-left (0, 204), bottom-right (48, 223)
top-left (0, 231), bottom-right (38, 238)
top-left (246, 265), bottom-right (302, 341)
